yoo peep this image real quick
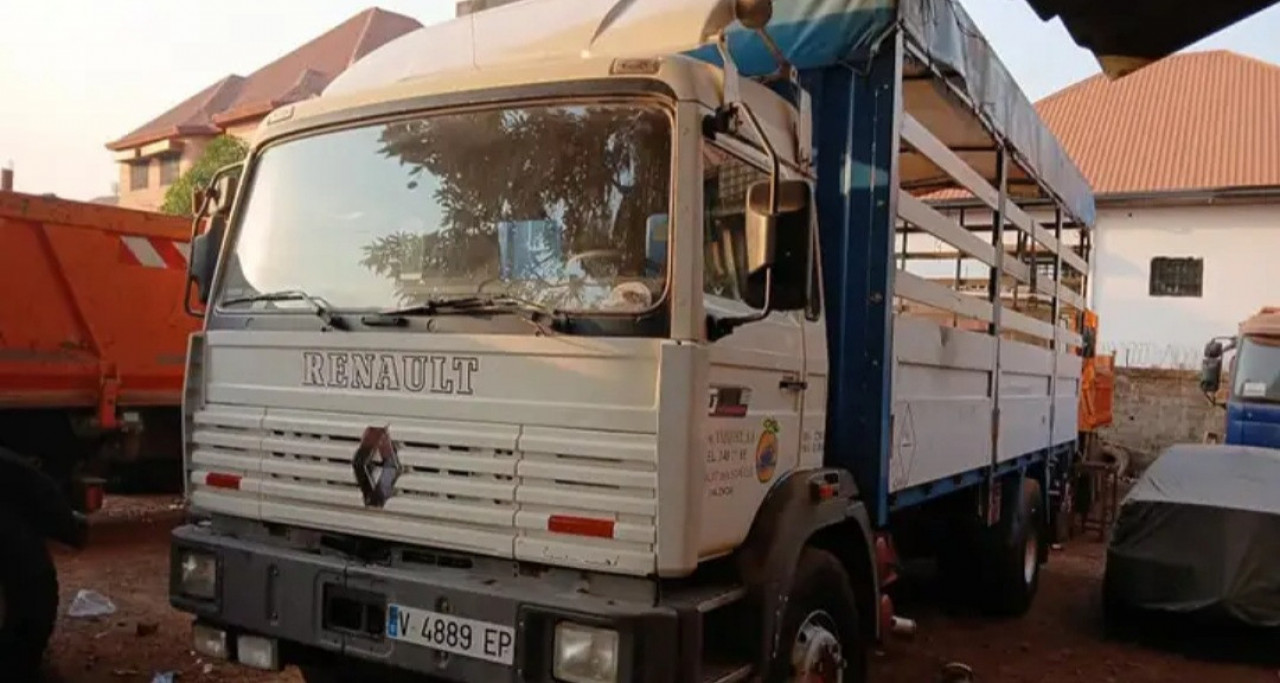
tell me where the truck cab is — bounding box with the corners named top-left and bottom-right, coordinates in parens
top-left (173, 1), bottom-right (1097, 681)
top-left (1201, 307), bottom-right (1280, 449)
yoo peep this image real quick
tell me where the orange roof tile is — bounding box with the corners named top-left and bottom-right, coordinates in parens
top-left (107, 8), bottom-right (421, 151)
top-left (1037, 50), bottom-right (1280, 195)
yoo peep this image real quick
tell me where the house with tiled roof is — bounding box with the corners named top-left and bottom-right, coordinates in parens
top-left (1040, 50), bottom-right (1280, 367)
top-left (106, 8), bottom-right (421, 211)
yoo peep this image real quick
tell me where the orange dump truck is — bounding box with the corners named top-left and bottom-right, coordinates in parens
top-left (0, 189), bottom-right (197, 669)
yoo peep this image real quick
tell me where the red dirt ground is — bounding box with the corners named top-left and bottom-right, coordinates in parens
top-left (40, 497), bottom-right (1278, 682)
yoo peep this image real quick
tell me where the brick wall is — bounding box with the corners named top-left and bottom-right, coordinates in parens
top-left (1101, 367), bottom-right (1224, 470)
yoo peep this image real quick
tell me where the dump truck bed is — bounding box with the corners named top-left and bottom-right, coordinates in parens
top-left (0, 191), bottom-right (197, 413)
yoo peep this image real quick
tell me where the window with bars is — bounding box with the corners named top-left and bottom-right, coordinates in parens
top-left (129, 161), bottom-right (150, 191)
top-left (159, 155), bottom-right (181, 186)
top-left (1149, 257), bottom-right (1203, 297)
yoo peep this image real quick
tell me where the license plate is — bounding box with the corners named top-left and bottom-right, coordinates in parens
top-left (386, 603), bottom-right (516, 665)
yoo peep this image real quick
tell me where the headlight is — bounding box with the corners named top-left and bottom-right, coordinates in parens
top-left (179, 551), bottom-right (218, 600)
top-left (553, 622), bottom-right (619, 683)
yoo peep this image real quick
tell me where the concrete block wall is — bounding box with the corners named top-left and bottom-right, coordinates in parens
top-left (1100, 367), bottom-right (1224, 470)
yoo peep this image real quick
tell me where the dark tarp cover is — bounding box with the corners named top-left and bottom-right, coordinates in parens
top-left (1106, 443), bottom-right (1280, 626)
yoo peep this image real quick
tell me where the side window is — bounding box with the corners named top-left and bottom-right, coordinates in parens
top-left (702, 144), bottom-right (768, 302)
top-left (159, 155), bottom-right (181, 186)
top-left (129, 161), bottom-right (150, 191)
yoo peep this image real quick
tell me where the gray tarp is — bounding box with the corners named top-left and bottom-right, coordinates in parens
top-left (897, 0), bottom-right (1096, 225)
top-left (1106, 443), bottom-right (1280, 626)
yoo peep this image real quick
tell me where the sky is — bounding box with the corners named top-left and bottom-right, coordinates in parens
top-left (2, 0), bottom-right (1279, 201)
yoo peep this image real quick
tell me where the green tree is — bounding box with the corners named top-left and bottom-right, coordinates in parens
top-left (161, 135), bottom-right (249, 216)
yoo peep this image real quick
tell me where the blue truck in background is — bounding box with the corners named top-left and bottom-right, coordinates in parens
top-left (1201, 307), bottom-right (1280, 449)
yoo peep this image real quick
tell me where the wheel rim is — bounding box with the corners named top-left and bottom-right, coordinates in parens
top-left (790, 610), bottom-right (844, 683)
top-left (1023, 526), bottom-right (1039, 585)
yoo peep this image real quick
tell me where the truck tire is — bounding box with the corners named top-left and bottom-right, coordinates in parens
top-left (979, 479), bottom-right (1043, 617)
top-left (0, 513), bottom-right (60, 675)
top-left (768, 547), bottom-right (867, 683)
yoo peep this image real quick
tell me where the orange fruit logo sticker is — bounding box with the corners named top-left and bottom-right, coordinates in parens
top-left (755, 418), bottom-right (780, 483)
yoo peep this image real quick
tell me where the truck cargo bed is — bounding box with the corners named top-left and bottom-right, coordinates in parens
top-left (0, 191), bottom-right (197, 411)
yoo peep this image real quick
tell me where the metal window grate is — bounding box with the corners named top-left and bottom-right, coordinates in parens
top-left (159, 155), bottom-right (181, 186)
top-left (129, 161), bottom-right (150, 191)
top-left (1149, 257), bottom-right (1203, 297)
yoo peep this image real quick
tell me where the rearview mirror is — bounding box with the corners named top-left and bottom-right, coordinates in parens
top-left (1199, 356), bottom-right (1222, 394)
top-left (191, 187), bottom-right (208, 216)
top-left (1204, 340), bottom-right (1224, 359)
top-left (209, 163), bottom-right (243, 216)
top-left (744, 179), bottom-right (810, 275)
top-left (184, 162), bottom-right (241, 316)
top-left (189, 230), bottom-right (220, 305)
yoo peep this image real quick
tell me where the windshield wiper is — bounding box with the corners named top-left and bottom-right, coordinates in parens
top-left (221, 290), bottom-right (349, 331)
top-left (363, 295), bottom-right (562, 335)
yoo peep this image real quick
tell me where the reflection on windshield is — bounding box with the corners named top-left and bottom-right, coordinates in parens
top-left (1234, 336), bottom-right (1280, 402)
top-left (218, 103), bottom-right (672, 314)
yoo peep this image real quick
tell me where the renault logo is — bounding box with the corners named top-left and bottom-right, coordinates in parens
top-left (353, 426), bottom-right (401, 508)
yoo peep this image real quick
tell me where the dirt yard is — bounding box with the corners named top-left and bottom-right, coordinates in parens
top-left (42, 497), bottom-right (1279, 682)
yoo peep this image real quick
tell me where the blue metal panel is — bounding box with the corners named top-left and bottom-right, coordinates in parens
top-left (804, 38), bottom-right (902, 527)
top-left (886, 443), bottom-right (1073, 511)
top-left (1226, 401), bottom-right (1280, 449)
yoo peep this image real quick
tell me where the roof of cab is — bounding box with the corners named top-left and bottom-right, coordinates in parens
top-left (320, 0), bottom-right (1094, 224)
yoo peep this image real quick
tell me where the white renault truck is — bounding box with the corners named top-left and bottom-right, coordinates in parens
top-left (174, 0), bottom-right (1097, 681)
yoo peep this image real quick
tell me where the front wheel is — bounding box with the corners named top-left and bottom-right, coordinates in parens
top-left (768, 547), bottom-right (867, 683)
top-left (0, 513), bottom-right (60, 676)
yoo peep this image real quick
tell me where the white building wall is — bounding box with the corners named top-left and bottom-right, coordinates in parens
top-left (1092, 202), bottom-right (1280, 369)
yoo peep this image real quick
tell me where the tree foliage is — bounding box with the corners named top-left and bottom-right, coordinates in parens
top-left (161, 135), bottom-right (249, 216)
top-left (359, 106), bottom-right (671, 307)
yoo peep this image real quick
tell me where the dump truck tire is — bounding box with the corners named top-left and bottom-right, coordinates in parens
top-left (0, 512), bottom-right (59, 676)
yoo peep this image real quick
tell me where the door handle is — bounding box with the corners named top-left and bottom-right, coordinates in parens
top-left (780, 377), bottom-right (808, 392)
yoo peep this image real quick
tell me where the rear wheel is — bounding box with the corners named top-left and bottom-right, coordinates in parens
top-left (979, 479), bottom-right (1043, 616)
top-left (937, 478), bottom-right (1044, 616)
top-left (768, 547), bottom-right (867, 683)
top-left (0, 513), bottom-right (59, 676)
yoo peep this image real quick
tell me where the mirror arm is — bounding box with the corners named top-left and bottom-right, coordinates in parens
top-left (714, 32), bottom-right (781, 202)
top-left (708, 270), bottom-right (774, 342)
top-left (731, 103), bottom-right (780, 214)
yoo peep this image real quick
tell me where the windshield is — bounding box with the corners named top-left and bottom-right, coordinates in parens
top-left (217, 102), bottom-right (672, 314)
top-left (1234, 336), bottom-right (1280, 403)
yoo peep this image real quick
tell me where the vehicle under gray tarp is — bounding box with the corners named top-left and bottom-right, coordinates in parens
top-left (1105, 443), bottom-right (1280, 627)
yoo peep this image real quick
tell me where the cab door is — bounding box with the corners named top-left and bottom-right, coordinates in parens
top-left (696, 141), bottom-right (806, 559)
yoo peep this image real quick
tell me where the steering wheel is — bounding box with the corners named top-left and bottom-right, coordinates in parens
top-left (566, 249), bottom-right (624, 272)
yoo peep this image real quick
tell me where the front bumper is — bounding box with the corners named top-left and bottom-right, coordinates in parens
top-left (169, 524), bottom-right (681, 682)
